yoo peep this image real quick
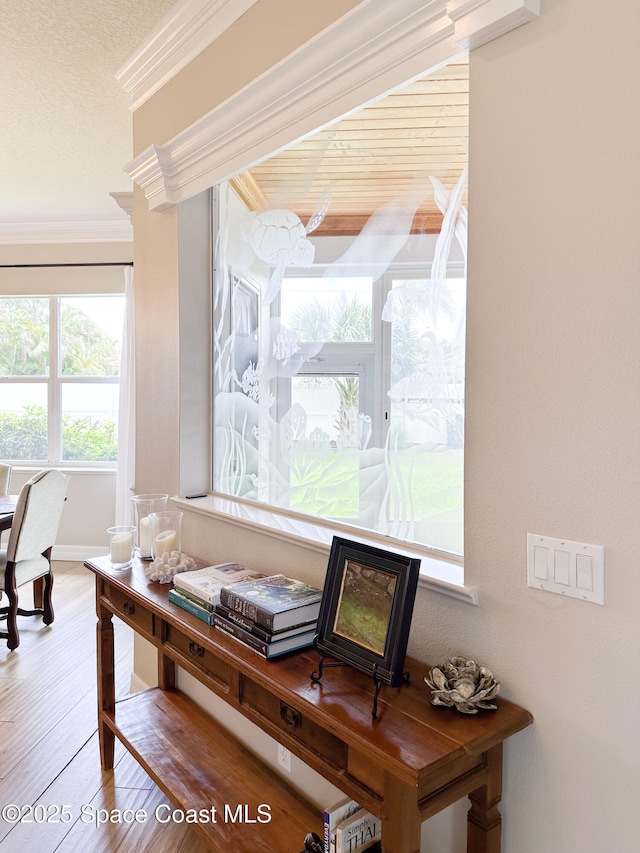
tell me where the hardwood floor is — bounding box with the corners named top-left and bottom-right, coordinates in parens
top-left (0, 562), bottom-right (210, 852)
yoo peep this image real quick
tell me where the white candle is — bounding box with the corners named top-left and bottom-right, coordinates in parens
top-left (139, 516), bottom-right (152, 556)
top-left (110, 532), bottom-right (133, 564)
top-left (155, 529), bottom-right (177, 557)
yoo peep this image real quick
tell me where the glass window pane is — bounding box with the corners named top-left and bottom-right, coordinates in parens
top-left (60, 296), bottom-right (124, 377)
top-left (280, 277), bottom-right (373, 342)
top-left (61, 383), bottom-right (118, 461)
top-left (291, 375), bottom-right (360, 446)
top-left (213, 57), bottom-right (467, 558)
top-left (0, 298), bottom-right (49, 376)
top-left (387, 277), bottom-right (465, 555)
top-left (289, 374), bottom-right (361, 520)
top-left (0, 384), bottom-right (48, 460)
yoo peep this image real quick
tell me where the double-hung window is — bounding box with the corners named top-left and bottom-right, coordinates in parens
top-left (0, 294), bottom-right (125, 464)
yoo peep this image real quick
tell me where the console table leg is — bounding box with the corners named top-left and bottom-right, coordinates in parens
top-left (467, 744), bottom-right (503, 853)
top-left (158, 649), bottom-right (176, 691)
top-left (382, 773), bottom-right (421, 853)
top-left (96, 603), bottom-right (115, 770)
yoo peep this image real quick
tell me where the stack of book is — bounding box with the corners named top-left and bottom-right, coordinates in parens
top-left (323, 797), bottom-right (381, 853)
top-left (169, 565), bottom-right (323, 659)
top-left (214, 574), bottom-right (323, 659)
top-left (169, 562), bottom-right (264, 623)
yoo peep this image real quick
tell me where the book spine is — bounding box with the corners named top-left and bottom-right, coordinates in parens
top-left (212, 614), bottom-right (269, 656)
top-left (213, 604), bottom-right (274, 642)
top-left (323, 809), bottom-right (330, 853)
top-left (172, 579), bottom-right (215, 606)
top-left (168, 589), bottom-right (214, 624)
top-left (172, 585), bottom-right (214, 611)
top-left (218, 589), bottom-right (275, 631)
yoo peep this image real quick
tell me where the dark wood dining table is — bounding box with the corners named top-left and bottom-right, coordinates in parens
top-left (0, 495), bottom-right (17, 533)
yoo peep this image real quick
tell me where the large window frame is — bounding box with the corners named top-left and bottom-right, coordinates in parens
top-left (0, 294), bottom-right (124, 468)
top-left (127, 0), bottom-right (540, 601)
top-left (210, 50), bottom-right (468, 579)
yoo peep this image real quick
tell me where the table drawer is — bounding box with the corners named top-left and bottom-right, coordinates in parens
top-left (240, 676), bottom-right (347, 769)
top-left (103, 584), bottom-right (154, 637)
top-left (163, 623), bottom-right (232, 691)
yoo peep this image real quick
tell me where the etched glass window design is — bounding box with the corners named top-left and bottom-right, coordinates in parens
top-left (212, 58), bottom-right (468, 556)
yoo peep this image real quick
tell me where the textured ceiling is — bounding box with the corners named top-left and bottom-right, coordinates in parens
top-left (0, 0), bottom-right (176, 224)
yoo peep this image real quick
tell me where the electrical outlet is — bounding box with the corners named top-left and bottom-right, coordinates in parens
top-left (277, 744), bottom-right (291, 773)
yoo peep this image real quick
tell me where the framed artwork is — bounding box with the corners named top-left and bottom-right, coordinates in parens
top-left (314, 537), bottom-right (420, 689)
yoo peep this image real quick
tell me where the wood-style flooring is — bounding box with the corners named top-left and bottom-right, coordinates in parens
top-left (0, 561), bottom-right (210, 853)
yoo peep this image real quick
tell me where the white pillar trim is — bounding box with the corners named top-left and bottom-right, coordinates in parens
top-left (124, 0), bottom-right (540, 212)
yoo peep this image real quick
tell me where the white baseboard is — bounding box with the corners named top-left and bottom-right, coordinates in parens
top-left (52, 545), bottom-right (106, 561)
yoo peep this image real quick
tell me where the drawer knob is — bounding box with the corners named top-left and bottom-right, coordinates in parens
top-left (189, 641), bottom-right (205, 658)
top-left (280, 701), bottom-right (301, 728)
top-left (123, 601), bottom-right (135, 616)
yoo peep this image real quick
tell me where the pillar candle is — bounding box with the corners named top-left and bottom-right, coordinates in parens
top-left (110, 532), bottom-right (133, 564)
top-left (139, 516), bottom-right (152, 556)
top-left (155, 529), bottom-right (177, 557)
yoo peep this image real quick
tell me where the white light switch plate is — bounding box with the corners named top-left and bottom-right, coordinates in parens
top-left (527, 533), bottom-right (604, 605)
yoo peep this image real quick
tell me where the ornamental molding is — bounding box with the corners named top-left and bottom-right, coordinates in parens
top-left (110, 192), bottom-right (134, 223)
top-left (116, 0), bottom-right (259, 111)
top-left (0, 219), bottom-right (133, 245)
top-left (125, 0), bottom-right (540, 212)
top-left (447, 0), bottom-right (540, 48)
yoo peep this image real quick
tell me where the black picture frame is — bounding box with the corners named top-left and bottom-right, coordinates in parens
top-left (314, 537), bottom-right (420, 688)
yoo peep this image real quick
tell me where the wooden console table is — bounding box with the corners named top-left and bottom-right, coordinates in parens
top-left (86, 556), bottom-right (532, 853)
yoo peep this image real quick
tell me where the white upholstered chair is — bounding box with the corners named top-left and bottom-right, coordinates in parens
top-left (0, 469), bottom-right (68, 650)
top-left (0, 462), bottom-right (11, 495)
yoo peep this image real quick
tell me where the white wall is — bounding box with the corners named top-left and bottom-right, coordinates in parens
top-left (130, 1), bottom-right (640, 851)
top-left (461, 2), bottom-right (640, 850)
top-left (7, 468), bottom-right (116, 559)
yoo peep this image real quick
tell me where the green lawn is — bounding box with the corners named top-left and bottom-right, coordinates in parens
top-left (289, 447), bottom-right (463, 520)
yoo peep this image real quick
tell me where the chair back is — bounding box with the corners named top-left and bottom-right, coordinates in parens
top-left (8, 470), bottom-right (68, 564)
top-left (0, 463), bottom-right (11, 495)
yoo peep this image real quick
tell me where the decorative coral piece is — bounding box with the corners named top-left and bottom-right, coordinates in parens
top-left (144, 551), bottom-right (196, 584)
top-left (425, 656), bottom-right (500, 714)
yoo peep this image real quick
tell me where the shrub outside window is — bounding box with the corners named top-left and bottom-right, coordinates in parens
top-left (0, 295), bottom-right (125, 464)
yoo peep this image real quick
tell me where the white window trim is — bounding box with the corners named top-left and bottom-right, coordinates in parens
top-left (173, 494), bottom-right (477, 605)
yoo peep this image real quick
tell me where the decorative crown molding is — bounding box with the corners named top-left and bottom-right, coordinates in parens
top-left (110, 192), bottom-right (134, 223)
top-left (447, 0), bottom-right (539, 48)
top-left (115, 0), bottom-right (259, 112)
top-left (0, 219), bottom-right (133, 245)
top-left (126, 0), bottom-right (540, 212)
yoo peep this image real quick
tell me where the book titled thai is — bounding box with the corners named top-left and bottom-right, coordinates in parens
top-left (212, 611), bottom-right (316, 658)
top-left (173, 562), bottom-right (264, 606)
top-left (219, 574), bottom-right (323, 631)
top-left (335, 808), bottom-right (381, 853)
top-left (213, 602), bottom-right (316, 643)
top-left (322, 796), bottom-right (360, 853)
